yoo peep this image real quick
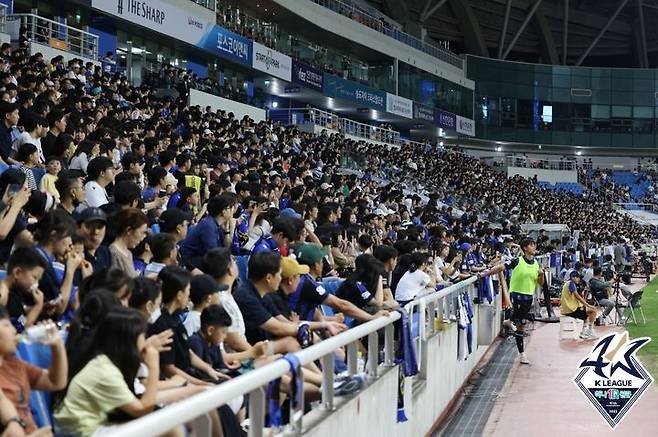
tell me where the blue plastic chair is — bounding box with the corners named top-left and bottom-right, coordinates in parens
top-left (16, 342), bottom-right (53, 428)
top-left (32, 167), bottom-right (46, 187)
top-left (234, 255), bottom-right (249, 284)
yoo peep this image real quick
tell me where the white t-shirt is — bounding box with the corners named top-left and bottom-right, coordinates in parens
top-left (183, 310), bottom-right (201, 337)
top-left (395, 270), bottom-right (431, 302)
top-left (13, 131), bottom-right (44, 162)
top-left (84, 181), bottom-right (108, 207)
top-left (219, 290), bottom-right (245, 338)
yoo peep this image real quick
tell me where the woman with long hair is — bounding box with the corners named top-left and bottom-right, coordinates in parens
top-left (54, 307), bottom-right (180, 436)
top-left (69, 140), bottom-right (101, 174)
top-left (394, 251), bottom-right (437, 306)
top-left (336, 254), bottom-right (397, 313)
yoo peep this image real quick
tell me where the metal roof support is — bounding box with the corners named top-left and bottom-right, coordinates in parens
top-left (420, 0), bottom-right (449, 23)
top-left (448, 0), bottom-right (489, 56)
top-left (497, 0), bottom-right (514, 59)
top-left (563, 0), bottom-right (569, 64)
top-left (637, 0), bottom-right (649, 67)
top-left (501, 0), bottom-right (544, 59)
top-left (575, 0), bottom-right (631, 66)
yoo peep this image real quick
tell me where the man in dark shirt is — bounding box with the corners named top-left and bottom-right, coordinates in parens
top-left (75, 207), bottom-right (112, 272)
top-left (292, 244), bottom-right (382, 323)
top-left (233, 252), bottom-right (308, 353)
top-left (41, 109), bottom-right (66, 158)
top-left (264, 257), bottom-right (345, 336)
top-left (0, 102), bottom-right (19, 164)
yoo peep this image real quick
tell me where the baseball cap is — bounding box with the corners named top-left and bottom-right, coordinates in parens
top-left (75, 207), bottom-right (107, 224)
top-left (159, 208), bottom-right (193, 233)
top-left (280, 208), bottom-right (302, 220)
top-left (296, 244), bottom-right (327, 265)
top-left (190, 274), bottom-right (227, 304)
top-left (281, 256), bottom-right (310, 279)
top-left (458, 242), bottom-right (472, 251)
top-left (320, 182), bottom-right (333, 190)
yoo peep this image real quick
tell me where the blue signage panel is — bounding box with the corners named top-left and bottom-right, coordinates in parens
top-left (435, 109), bottom-right (457, 130)
top-left (200, 25), bottom-right (252, 66)
top-left (291, 60), bottom-right (323, 92)
top-left (323, 74), bottom-right (386, 111)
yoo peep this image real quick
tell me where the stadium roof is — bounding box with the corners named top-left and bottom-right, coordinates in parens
top-left (366, 0), bottom-right (658, 67)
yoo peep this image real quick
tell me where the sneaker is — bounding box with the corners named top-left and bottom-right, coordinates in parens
top-left (519, 353), bottom-right (530, 364)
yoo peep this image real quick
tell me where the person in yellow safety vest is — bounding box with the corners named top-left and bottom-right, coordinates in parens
top-left (488, 238), bottom-right (544, 365)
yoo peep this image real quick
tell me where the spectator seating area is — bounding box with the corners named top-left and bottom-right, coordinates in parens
top-left (0, 40), bottom-right (655, 437)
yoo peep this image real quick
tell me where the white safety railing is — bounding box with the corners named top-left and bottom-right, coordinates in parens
top-left (404, 276), bottom-right (479, 377)
top-left (504, 155), bottom-right (577, 171)
top-left (613, 202), bottom-right (658, 213)
top-left (10, 13), bottom-right (99, 60)
top-left (114, 311), bottom-right (400, 437)
top-left (309, 0), bottom-right (463, 69)
top-left (272, 107), bottom-right (402, 146)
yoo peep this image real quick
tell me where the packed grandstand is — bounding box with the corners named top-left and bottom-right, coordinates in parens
top-left (0, 1), bottom-right (657, 437)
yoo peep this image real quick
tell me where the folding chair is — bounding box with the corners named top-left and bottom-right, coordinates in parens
top-left (617, 290), bottom-right (646, 325)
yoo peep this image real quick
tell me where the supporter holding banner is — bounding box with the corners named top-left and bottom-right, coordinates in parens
top-left (386, 93), bottom-right (413, 119)
top-left (252, 42), bottom-right (292, 82)
top-left (291, 60), bottom-right (324, 92)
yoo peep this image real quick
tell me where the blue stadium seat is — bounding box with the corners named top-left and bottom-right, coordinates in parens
top-left (16, 342), bottom-right (53, 428)
top-left (32, 167), bottom-right (46, 188)
top-left (234, 255), bottom-right (249, 284)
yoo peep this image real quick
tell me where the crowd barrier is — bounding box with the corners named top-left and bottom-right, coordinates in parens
top-left (115, 274), bottom-right (501, 437)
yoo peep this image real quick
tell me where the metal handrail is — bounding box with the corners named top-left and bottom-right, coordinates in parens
top-left (309, 0), bottom-right (463, 69)
top-left (273, 107), bottom-right (402, 146)
top-left (114, 312), bottom-right (400, 437)
top-left (505, 155), bottom-right (578, 171)
top-left (10, 13), bottom-right (99, 60)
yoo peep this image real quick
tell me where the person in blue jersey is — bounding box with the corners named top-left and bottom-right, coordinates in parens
top-left (251, 217), bottom-right (301, 256)
top-left (291, 244), bottom-right (388, 324)
top-left (179, 195), bottom-right (236, 269)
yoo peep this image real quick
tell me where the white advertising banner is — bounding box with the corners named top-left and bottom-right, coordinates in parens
top-left (92, 0), bottom-right (214, 46)
top-left (252, 42), bottom-right (292, 82)
top-left (456, 115), bottom-right (475, 136)
top-left (386, 93), bottom-right (413, 119)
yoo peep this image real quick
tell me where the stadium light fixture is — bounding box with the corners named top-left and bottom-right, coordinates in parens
top-left (538, 145), bottom-right (542, 149)
top-left (576, 151), bottom-right (582, 156)
top-left (439, 141), bottom-right (444, 147)
top-left (496, 146), bottom-right (502, 152)
top-left (272, 101), bottom-right (278, 108)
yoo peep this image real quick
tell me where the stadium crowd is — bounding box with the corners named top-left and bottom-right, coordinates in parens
top-left (0, 43), bottom-right (654, 437)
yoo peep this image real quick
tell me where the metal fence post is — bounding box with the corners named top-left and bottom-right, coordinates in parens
top-left (384, 323), bottom-right (394, 366)
top-left (321, 353), bottom-right (335, 410)
top-left (367, 332), bottom-right (378, 379)
top-left (347, 341), bottom-right (358, 375)
top-left (248, 386), bottom-right (265, 437)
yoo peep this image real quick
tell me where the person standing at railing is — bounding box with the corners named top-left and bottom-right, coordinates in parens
top-left (488, 238), bottom-right (544, 365)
